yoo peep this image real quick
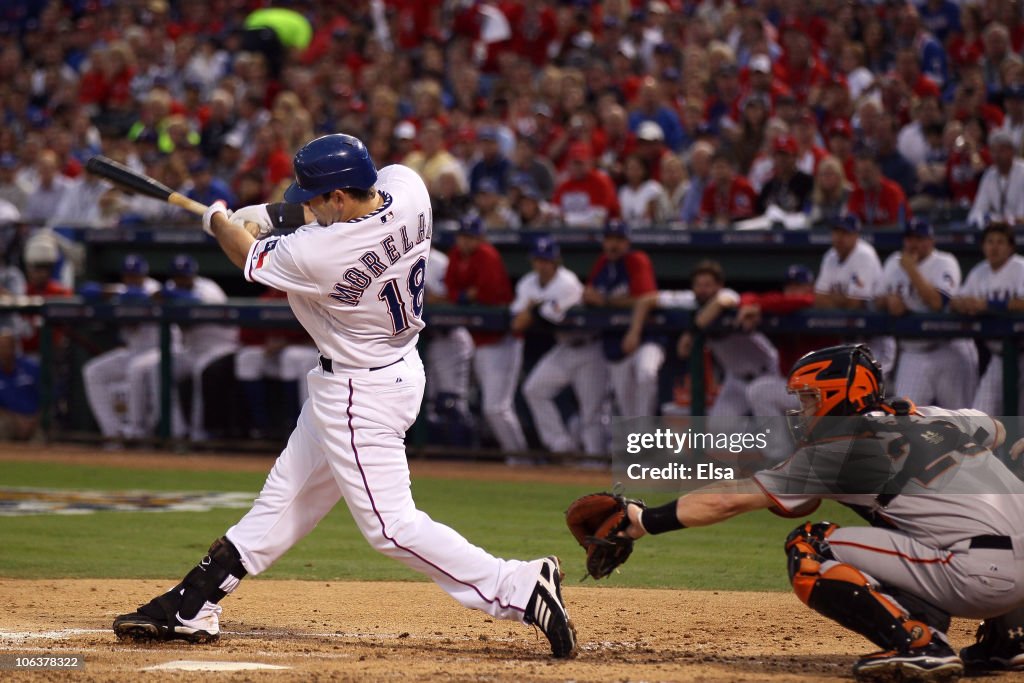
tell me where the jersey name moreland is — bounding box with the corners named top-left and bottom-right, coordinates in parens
top-left (244, 165), bottom-right (433, 368)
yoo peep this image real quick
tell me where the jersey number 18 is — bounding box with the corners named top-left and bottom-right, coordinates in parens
top-left (378, 256), bottom-right (427, 335)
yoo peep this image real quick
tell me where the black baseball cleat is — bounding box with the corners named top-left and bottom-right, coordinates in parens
top-left (959, 618), bottom-right (1024, 672)
top-left (853, 639), bottom-right (963, 682)
top-left (112, 587), bottom-right (218, 644)
top-left (524, 556), bottom-right (577, 658)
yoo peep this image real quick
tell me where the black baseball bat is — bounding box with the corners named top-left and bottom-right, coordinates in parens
top-left (85, 155), bottom-right (209, 216)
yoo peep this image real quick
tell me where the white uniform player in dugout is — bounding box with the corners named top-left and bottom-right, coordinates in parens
top-left (951, 220), bottom-right (1024, 415)
top-left (616, 344), bottom-right (1024, 682)
top-left (876, 218), bottom-right (977, 409)
top-left (112, 134), bottom-right (577, 658)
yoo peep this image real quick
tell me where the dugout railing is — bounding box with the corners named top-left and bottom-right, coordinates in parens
top-left (18, 299), bottom-right (1024, 447)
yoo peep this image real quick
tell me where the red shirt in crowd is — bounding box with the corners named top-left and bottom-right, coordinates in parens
top-left (445, 240), bottom-right (513, 347)
top-left (700, 176), bottom-right (758, 222)
top-left (552, 169), bottom-right (620, 224)
top-left (846, 179), bottom-right (911, 226)
top-left (738, 290), bottom-right (817, 374)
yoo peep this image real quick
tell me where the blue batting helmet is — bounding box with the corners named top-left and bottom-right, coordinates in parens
top-left (284, 134), bottom-right (378, 203)
top-left (171, 254), bottom-right (198, 276)
top-left (122, 253), bottom-right (149, 275)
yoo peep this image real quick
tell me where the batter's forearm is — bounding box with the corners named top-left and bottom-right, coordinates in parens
top-left (210, 213), bottom-right (257, 269)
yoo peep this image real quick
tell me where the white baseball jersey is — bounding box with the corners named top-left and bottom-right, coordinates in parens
top-left (960, 254), bottom-right (1024, 351)
top-left (510, 266), bottom-right (583, 330)
top-left (878, 249), bottom-right (960, 312)
top-left (166, 276), bottom-right (239, 349)
top-left (120, 277), bottom-right (162, 352)
top-left (244, 165), bottom-right (432, 368)
top-left (425, 248), bottom-right (448, 299)
top-left (815, 239), bottom-right (882, 301)
top-left (968, 159), bottom-right (1024, 226)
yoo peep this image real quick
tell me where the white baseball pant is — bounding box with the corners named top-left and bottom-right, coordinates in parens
top-left (472, 335), bottom-right (527, 452)
top-left (608, 341), bottom-right (665, 417)
top-left (425, 327), bottom-right (474, 408)
top-left (972, 353), bottom-right (1024, 416)
top-left (224, 351), bottom-right (542, 621)
top-left (894, 340), bottom-right (978, 409)
top-left (235, 345), bottom-right (319, 405)
top-left (522, 340), bottom-right (608, 455)
top-left (126, 342), bottom-right (239, 439)
top-left (83, 348), bottom-right (135, 438)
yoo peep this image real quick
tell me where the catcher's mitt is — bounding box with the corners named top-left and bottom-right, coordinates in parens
top-left (565, 491), bottom-right (645, 580)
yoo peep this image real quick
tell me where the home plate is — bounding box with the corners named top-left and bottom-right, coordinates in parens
top-left (142, 660), bottom-right (290, 672)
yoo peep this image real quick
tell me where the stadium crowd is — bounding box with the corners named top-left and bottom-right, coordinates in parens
top-left (0, 0), bottom-right (1023, 453)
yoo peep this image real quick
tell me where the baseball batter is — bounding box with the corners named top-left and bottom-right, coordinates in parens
top-left (618, 345), bottom-right (1024, 682)
top-left (951, 220), bottom-right (1024, 415)
top-left (112, 134), bottom-right (576, 658)
top-left (876, 219), bottom-right (977, 409)
top-left (82, 254), bottom-right (162, 441)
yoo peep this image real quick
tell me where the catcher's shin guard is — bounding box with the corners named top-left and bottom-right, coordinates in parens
top-left (785, 523), bottom-right (930, 652)
top-left (114, 537), bottom-right (247, 642)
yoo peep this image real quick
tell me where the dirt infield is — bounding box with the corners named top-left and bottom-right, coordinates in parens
top-left (1, 578), bottom-right (999, 682)
top-left (0, 445), bottom-right (1014, 681)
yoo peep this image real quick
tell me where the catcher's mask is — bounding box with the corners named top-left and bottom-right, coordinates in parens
top-left (785, 344), bottom-right (883, 441)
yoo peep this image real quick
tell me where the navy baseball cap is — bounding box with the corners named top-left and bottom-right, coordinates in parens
top-left (833, 215), bottom-right (862, 233)
top-left (171, 254), bottom-right (198, 276)
top-left (904, 217), bottom-right (933, 238)
top-left (530, 236), bottom-right (560, 261)
top-left (603, 219), bottom-right (631, 238)
top-left (122, 253), bottom-right (149, 275)
top-left (1005, 84), bottom-right (1024, 100)
top-left (0, 152), bottom-right (17, 169)
top-left (458, 215), bottom-right (484, 236)
top-left (786, 264), bottom-right (814, 284)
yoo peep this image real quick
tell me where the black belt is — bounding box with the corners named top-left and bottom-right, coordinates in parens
top-left (319, 355), bottom-right (403, 374)
top-left (969, 535), bottom-right (1012, 550)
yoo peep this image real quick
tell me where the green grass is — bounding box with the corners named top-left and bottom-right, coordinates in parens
top-left (0, 460), bottom-right (864, 590)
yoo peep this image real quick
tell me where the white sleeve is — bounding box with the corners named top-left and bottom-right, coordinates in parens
top-left (537, 272), bottom-right (583, 324)
top-left (934, 254), bottom-right (961, 299)
top-left (958, 267), bottom-right (981, 298)
top-left (968, 171), bottom-right (995, 226)
top-left (425, 250), bottom-right (448, 298)
top-left (875, 255), bottom-right (898, 297)
top-left (813, 253), bottom-right (836, 294)
top-left (244, 234), bottom-right (322, 297)
top-left (915, 407), bottom-right (1002, 449)
top-left (847, 250), bottom-right (880, 300)
top-left (510, 276), bottom-right (534, 315)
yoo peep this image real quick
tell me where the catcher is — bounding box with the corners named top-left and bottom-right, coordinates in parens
top-left (567, 344), bottom-right (1024, 682)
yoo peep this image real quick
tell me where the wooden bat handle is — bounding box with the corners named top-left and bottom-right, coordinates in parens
top-left (168, 192), bottom-right (210, 216)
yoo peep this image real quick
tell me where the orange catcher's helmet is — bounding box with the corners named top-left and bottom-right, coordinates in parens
top-left (786, 344), bottom-right (884, 440)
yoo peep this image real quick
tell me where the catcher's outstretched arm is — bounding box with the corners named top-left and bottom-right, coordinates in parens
top-left (626, 478), bottom-right (775, 538)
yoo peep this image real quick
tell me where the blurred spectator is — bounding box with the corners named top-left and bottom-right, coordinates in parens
top-left (82, 254), bottom-right (161, 442)
top-left (20, 232), bottom-right (72, 358)
top-left (186, 159), bottom-right (236, 208)
top-left (469, 127), bottom-right (510, 196)
top-left (729, 94), bottom-right (769, 174)
top-left (0, 154), bottom-right (27, 215)
top-left (473, 178), bottom-right (519, 230)
top-left (951, 220), bottom-right (1024, 415)
top-left (898, 95), bottom-right (945, 167)
top-left (847, 151), bottom-right (910, 227)
top-left (628, 76), bottom-right (684, 152)
top-left (808, 156), bottom-right (852, 227)
top-left (945, 125), bottom-right (989, 210)
top-left (445, 217), bottom-right (526, 453)
top-left (968, 130), bottom-right (1024, 226)
top-left (826, 118), bottom-right (856, 183)
top-left (876, 219), bottom-right (976, 409)
top-left (875, 113), bottom-right (918, 198)
top-left (680, 141), bottom-right (714, 226)
top-left (757, 135), bottom-right (812, 215)
top-left (404, 120), bottom-right (468, 196)
top-left (22, 150), bottom-right (73, 225)
top-left (994, 85), bottom-right (1024, 150)
top-left (47, 171), bottom-right (119, 228)
top-left (838, 42), bottom-right (875, 102)
top-left (0, 327), bottom-right (39, 442)
top-left (618, 153), bottom-right (670, 229)
top-left (552, 142), bottom-right (619, 228)
top-left (505, 135), bottom-right (556, 201)
top-left (699, 152), bottom-right (757, 228)
top-left (515, 183), bottom-right (562, 229)
top-left (981, 23), bottom-right (1013, 95)
top-left (658, 153), bottom-right (688, 225)
top-left (584, 220), bottom-right (661, 419)
top-left (895, 5), bottom-right (948, 88)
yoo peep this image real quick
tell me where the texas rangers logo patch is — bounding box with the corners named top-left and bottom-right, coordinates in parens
top-left (254, 239), bottom-right (279, 270)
